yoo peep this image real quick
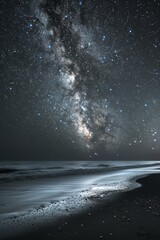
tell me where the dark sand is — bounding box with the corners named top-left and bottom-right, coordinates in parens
top-left (7, 174), bottom-right (160, 240)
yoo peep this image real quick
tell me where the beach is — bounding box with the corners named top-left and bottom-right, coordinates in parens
top-left (11, 174), bottom-right (160, 240)
top-left (0, 161), bottom-right (160, 240)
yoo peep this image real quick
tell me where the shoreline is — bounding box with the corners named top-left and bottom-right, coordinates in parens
top-left (2, 172), bottom-right (160, 240)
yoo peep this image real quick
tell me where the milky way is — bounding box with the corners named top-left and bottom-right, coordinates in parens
top-left (1, 0), bottom-right (160, 160)
top-left (33, 0), bottom-right (126, 154)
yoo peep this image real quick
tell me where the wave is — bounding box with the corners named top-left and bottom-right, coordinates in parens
top-left (0, 161), bottom-right (159, 183)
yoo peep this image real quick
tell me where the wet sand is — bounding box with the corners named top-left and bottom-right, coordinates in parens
top-left (7, 173), bottom-right (160, 240)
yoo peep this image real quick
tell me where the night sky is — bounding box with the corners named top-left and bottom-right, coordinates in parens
top-left (1, 0), bottom-right (160, 161)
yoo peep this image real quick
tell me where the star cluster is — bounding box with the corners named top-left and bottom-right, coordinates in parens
top-left (1, 0), bottom-right (160, 160)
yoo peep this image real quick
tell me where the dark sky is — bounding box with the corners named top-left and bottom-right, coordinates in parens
top-left (1, 0), bottom-right (160, 161)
